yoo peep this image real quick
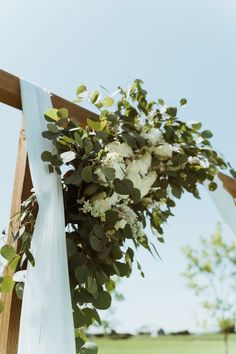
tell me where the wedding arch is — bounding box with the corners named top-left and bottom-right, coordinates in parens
top-left (0, 69), bottom-right (97, 354)
top-left (0, 69), bottom-right (235, 354)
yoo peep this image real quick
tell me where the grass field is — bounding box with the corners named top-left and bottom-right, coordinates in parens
top-left (94, 334), bottom-right (236, 354)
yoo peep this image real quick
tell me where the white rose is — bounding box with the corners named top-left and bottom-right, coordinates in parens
top-left (60, 151), bottom-right (76, 163)
top-left (126, 152), bottom-right (152, 177)
top-left (106, 141), bottom-right (133, 158)
top-left (141, 128), bottom-right (163, 145)
top-left (153, 143), bottom-right (173, 160)
top-left (92, 192), bottom-right (119, 212)
top-left (126, 166), bottom-right (157, 198)
top-left (114, 219), bottom-right (127, 230)
top-left (140, 171), bottom-right (157, 197)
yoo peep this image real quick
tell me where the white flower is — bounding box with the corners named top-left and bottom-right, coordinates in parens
top-left (114, 219), bottom-right (127, 230)
top-left (113, 163), bottom-right (125, 179)
top-left (126, 152), bottom-right (152, 177)
top-left (82, 192), bottom-right (120, 221)
top-left (131, 220), bottom-right (144, 239)
top-left (141, 128), bottom-right (163, 145)
top-left (160, 104), bottom-right (168, 114)
top-left (13, 270), bottom-right (27, 283)
top-left (188, 156), bottom-right (201, 165)
top-left (103, 152), bottom-right (123, 164)
top-left (93, 192), bottom-right (119, 213)
top-left (60, 151), bottom-right (76, 163)
top-left (172, 144), bottom-right (181, 153)
top-left (140, 171), bottom-right (157, 197)
top-left (119, 204), bottom-right (138, 221)
top-left (187, 156), bottom-right (209, 168)
top-left (106, 141), bottom-right (133, 158)
top-left (152, 143), bottom-right (173, 160)
top-left (128, 172), bottom-right (157, 198)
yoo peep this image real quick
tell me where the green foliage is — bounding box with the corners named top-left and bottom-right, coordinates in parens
top-left (0, 80), bottom-right (233, 351)
top-left (0, 245), bottom-right (16, 262)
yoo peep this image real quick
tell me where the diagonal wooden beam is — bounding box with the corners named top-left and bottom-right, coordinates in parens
top-left (218, 172), bottom-right (236, 199)
top-left (0, 69), bottom-right (97, 123)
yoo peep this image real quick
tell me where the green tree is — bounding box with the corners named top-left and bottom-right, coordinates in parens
top-left (183, 223), bottom-right (236, 354)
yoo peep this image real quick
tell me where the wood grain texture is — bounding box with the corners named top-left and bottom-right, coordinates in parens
top-left (0, 69), bottom-right (97, 123)
top-left (218, 172), bottom-right (236, 199)
top-left (0, 118), bottom-right (32, 354)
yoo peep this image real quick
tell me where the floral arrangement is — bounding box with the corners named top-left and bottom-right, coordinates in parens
top-left (0, 79), bottom-right (234, 352)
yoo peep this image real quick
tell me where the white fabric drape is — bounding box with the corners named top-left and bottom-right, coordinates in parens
top-left (18, 79), bottom-right (76, 354)
top-left (208, 176), bottom-right (236, 237)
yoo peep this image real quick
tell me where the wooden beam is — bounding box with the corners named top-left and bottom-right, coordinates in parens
top-left (218, 172), bottom-right (236, 199)
top-left (0, 69), bottom-right (97, 124)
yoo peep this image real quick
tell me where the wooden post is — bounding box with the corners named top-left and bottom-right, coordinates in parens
top-left (0, 118), bottom-right (32, 354)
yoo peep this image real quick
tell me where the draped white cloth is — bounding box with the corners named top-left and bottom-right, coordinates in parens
top-left (18, 79), bottom-right (76, 354)
top-left (208, 176), bottom-right (236, 237)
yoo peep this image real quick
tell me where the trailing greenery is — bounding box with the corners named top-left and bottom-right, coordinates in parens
top-left (0, 80), bottom-right (234, 353)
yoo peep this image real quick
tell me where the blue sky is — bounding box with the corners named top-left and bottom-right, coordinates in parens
top-left (0, 0), bottom-right (236, 333)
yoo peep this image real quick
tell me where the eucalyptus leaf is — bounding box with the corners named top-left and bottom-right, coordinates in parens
top-left (81, 166), bottom-right (93, 183)
top-left (44, 108), bottom-right (59, 122)
top-left (75, 264), bottom-right (90, 284)
top-left (66, 239), bottom-right (77, 257)
top-left (201, 130), bottom-right (213, 139)
top-left (90, 91), bottom-right (100, 104)
top-left (113, 178), bottom-right (134, 195)
top-left (101, 167), bottom-right (115, 181)
top-left (102, 97), bottom-right (114, 107)
top-left (15, 282), bottom-right (24, 300)
top-left (92, 291), bottom-right (111, 310)
top-left (57, 108), bottom-right (69, 119)
top-left (180, 98), bottom-right (187, 106)
top-left (0, 244), bottom-right (16, 262)
top-left (76, 85), bottom-right (87, 97)
top-left (83, 138), bottom-right (93, 155)
top-left (86, 276), bottom-right (98, 295)
top-left (90, 235), bottom-right (104, 252)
